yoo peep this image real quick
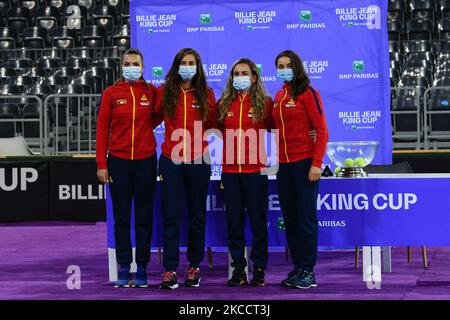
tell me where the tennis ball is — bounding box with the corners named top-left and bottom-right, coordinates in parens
top-left (334, 167), bottom-right (341, 175)
top-left (354, 157), bottom-right (366, 167)
top-left (344, 158), bottom-right (354, 168)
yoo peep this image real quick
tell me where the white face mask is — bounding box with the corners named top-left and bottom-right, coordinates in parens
top-left (178, 65), bottom-right (197, 81)
top-left (233, 76), bottom-right (251, 91)
top-left (122, 66), bottom-right (142, 81)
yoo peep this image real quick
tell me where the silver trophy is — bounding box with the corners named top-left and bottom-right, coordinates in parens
top-left (326, 141), bottom-right (379, 177)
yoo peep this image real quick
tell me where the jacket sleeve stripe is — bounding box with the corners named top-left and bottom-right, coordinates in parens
top-left (308, 86), bottom-right (322, 115)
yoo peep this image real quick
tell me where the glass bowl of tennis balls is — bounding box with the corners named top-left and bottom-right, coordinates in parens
top-left (326, 141), bottom-right (379, 177)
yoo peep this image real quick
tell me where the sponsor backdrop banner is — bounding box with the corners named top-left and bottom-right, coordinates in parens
top-left (130, 0), bottom-right (392, 170)
top-left (0, 159), bottom-right (105, 222)
top-left (107, 177), bottom-right (450, 247)
top-left (0, 161), bottom-right (49, 222)
top-left (49, 160), bottom-right (106, 221)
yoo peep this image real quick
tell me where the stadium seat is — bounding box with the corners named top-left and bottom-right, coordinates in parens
top-left (35, 6), bottom-right (60, 31)
top-left (103, 46), bottom-right (122, 61)
top-left (74, 74), bottom-right (103, 93)
top-left (56, 83), bottom-right (85, 117)
top-left (402, 39), bottom-right (432, 53)
top-left (388, 19), bottom-right (403, 41)
top-left (84, 66), bottom-right (110, 87)
top-left (22, 102), bottom-right (42, 138)
top-left (389, 40), bottom-right (400, 52)
top-left (92, 57), bottom-right (118, 80)
top-left (45, 0), bottom-right (67, 14)
top-left (120, 0), bottom-right (129, 24)
top-left (76, 0), bottom-right (99, 11)
top-left (0, 26), bottom-right (18, 49)
top-left (67, 57), bottom-right (90, 71)
top-left (433, 77), bottom-right (450, 86)
top-left (8, 75), bottom-right (34, 91)
top-left (22, 26), bottom-right (48, 49)
top-left (27, 83), bottom-right (52, 96)
top-left (0, 84), bottom-right (22, 95)
top-left (0, 0), bottom-right (11, 16)
top-left (92, 5), bottom-right (116, 34)
top-left (427, 89), bottom-right (450, 135)
top-left (103, 0), bottom-right (124, 10)
top-left (112, 24), bottom-right (129, 44)
top-left (438, 17), bottom-right (450, 39)
top-left (70, 76), bottom-right (95, 94)
top-left (53, 66), bottom-right (80, 81)
top-left (402, 67), bottom-right (433, 85)
top-left (26, 66), bottom-right (52, 80)
top-left (0, 102), bottom-right (20, 137)
top-left (19, 0), bottom-right (40, 11)
top-left (81, 25), bottom-right (107, 48)
top-left (407, 18), bottom-right (434, 40)
top-left (6, 7), bottom-right (31, 34)
top-left (36, 57), bottom-right (62, 69)
top-left (440, 0), bottom-right (450, 18)
top-left (38, 75), bottom-right (66, 89)
top-left (6, 58), bottom-right (33, 74)
top-left (409, 0), bottom-right (436, 21)
top-left (50, 26), bottom-right (78, 48)
top-left (0, 66), bottom-right (19, 79)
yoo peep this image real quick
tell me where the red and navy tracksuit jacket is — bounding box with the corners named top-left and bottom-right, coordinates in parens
top-left (272, 84), bottom-right (329, 168)
top-left (154, 85), bottom-right (217, 162)
top-left (220, 93), bottom-right (274, 173)
top-left (96, 79), bottom-right (158, 170)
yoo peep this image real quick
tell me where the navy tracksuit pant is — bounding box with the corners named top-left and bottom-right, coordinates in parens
top-left (108, 154), bottom-right (157, 269)
top-left (222, 172), bottom-right (268, 270)
top-left (276, 158), bottom-right (319, 272)
top-left (159, 154), bottom-right (211, 272)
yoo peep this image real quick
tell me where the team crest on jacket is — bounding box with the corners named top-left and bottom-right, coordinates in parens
top-left (285, 98), bottom-right (296, 108)
top-left (192, 99), bottom-right (201, 109)
top-left (227, 111), bottom-right (234, 117)
top-left (140, 94), bottom-right (150, 106)
top-left (115, 98), bottom-right (127, 105)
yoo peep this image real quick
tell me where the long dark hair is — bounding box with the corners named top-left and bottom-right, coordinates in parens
top-left (162, 48), bottom-right (210, 120)
top-left (275, 50), bottom-right (310, 100)
top-left (218, 58), bottom-right (269, 124)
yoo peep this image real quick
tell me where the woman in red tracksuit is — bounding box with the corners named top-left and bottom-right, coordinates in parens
top-left (217, 58), bottom-right (273, 287)
top-left (154, 48), bottom-right (216, 289)
top-left (273, 50), bottom-right (329, 289)
top-left (96, 48), bottom-right (158, 288)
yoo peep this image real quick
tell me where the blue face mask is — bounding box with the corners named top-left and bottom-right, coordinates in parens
top-left (179, 65), bottom-right (197, 81)
top-left (277, 68), bottom-right (294, 82)
top-left (233, 76), bottom-right (251, 92)
top-left (122, 66), bottom-right (142, 81)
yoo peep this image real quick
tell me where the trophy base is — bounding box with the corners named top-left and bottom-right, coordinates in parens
top-left (336, 167), bottom-right (368, 177)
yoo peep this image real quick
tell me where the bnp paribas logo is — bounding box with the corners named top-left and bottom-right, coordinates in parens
top-left (353, 60), bottom-right (365, 72)
top-left (152, 67), bottom-right (163, 78)
top-left (200, 13), bottom-right (211, 25)
top-left (247, 25), bottom-right (253, 31)
top-left (300, 10), bottom-right (312, 22)
top-left (256, 64), bottom-right (262, 75)
top-left (277, 217), bottom-right (285, 231)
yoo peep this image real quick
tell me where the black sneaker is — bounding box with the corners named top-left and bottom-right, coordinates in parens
top-left (250, 268), bottom-right (265, 286)
top-left (281, 268), bottom-right (302, 287)
top-left (290, 270), bottom-right (318, 289)
top-left (184, 267), bottom-right (201, 287)
top-left (159, 271), bottom-right (178, 290)
top-left (227, 268), bottom-right (248, 286)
